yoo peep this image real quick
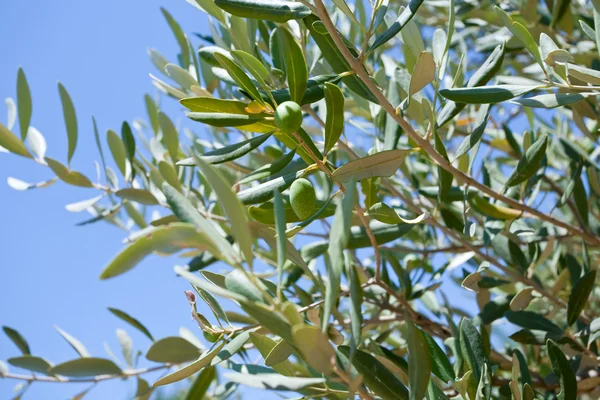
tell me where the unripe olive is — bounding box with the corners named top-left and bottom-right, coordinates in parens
top-left (289, 178), bottom-right (317, 220)
top-left (274, 101), bottom-right (303, 134)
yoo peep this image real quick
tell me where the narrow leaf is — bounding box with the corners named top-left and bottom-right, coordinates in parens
top-left (58, 83), bottom-right (77, 164)
top-left (16, 68), bottom-right (32, 141)
top-left (332, 149), bottom-right (413, 183)
top-left (567, 270), bottom-right (596, 325)
top-left (193, 156), bottom-right (254, 269)
top-left (323, 82), bottom-right (345, 155)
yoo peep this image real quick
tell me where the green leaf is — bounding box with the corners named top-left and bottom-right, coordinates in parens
top-left (185, 366), bottom-right (216, 400)
top-left (162, 183), bottom-right (240, 266)
top-left (265, 339), bottom-right (293, 367)
top-left (181, 96), bottom-right (268, 116)
top-left (144, 95), bottom-right (159, 134)
top-left (195, 286), bottom-right (232, 328)
top-left (230, 50), bottom-right (271, 84)
top-left (323, 181), bottom-right (356, 329)
top-left (0, 122), bottom-right (31, 158)
top-left (100, 223), bottom-right (219, 279)
top-left (158, 112), bottom-right (180, 162)
top-left (58, 83), bottom-right (78, 164)
top-left (503, 134), bottom-right (548, 188)
top-left (323, 82), bottom-right (345, 155)
top-left (8, 356), bottom-right (52, 375)
top-left (108, 308), bottom-right (154, 341)
top-left (214, 53), bottom-right (263, 104)
top-left (48, 358), bottom-right (122, 377)
top-left (212, 331), bottom-right (251, 366)
top-left (2, 327), bottom-right (30, 355)
top-left (249, 333), bottom-right (295, 376)
top-left (437, 43), bottom-right (505, 126)
top-left (214, 0), bottom-right (311, 22)
top-left (368, 203), bottom-right (428, 225)
top-left (292, 325), bottom-right (334, 374)
top-left (146, 337), bottom-right (201, 363)
top-left (161, 8), bottom-right (190, 68)
top-left (115, 188), bottom-right (159, 205)
top-left (153, 341), bottom-right (225, 386)
top-left (176, 267), bottom-right (248, 302)
top-left (277, 27), bottom-right (307, 105)
top-left (54, 326), bottom-right (90, 357)
top-left (16, 68), bottom-right (32, 141)
top-left (459, 319), bottom-right (487, 387)
top-left (409, 51), bottom-right (435, 96)
top-left (440, 85), bottom-right (539, 104)
top-left (225, 269), bottom-right (266, 303)
top-left (568, 63), bottom-right (600, 85)
top-left (505, 311), bottom-right (563, 334)
top-left (238, 149), bottom-right (296, 184)
top-left (567, 270), bottom-right (596, 326)
top-left (370, 0), bottom-right (425, 52)
top-left (332, 0), bottom-right (362, 28)
top-left (178, 132), bottom-right (273, 165)
top-left (433, 129), bottom-right (452, 201)
top-left (45, 157), bottom-right (94, 188)
top-left (547, 339), bottom-right (577, 400)
top-left (121, 121), bottom-right (136, 162)
top-left (513, 93), bottom-right (594, 108)
top-left (238, 170), bottom-right (303, 205)
top-left (406, 318), bottom-right (430, 400)
top-left (422, 332), bottom-right (455, 382)
top-left (273, 190), bottom-right (286, 301)
top-left (166, 63), bottom-right (198, 90)
top-left (241, 302), bottom-right (293, 343)
top-left (495, 7), bottom-right (545, 71)
top-left (338, 346), bottom-right (409, 400)
top-left (193, 155), bottom-right (254, 269)
top-left (332, 149), bottom-right (413, 183)
top-left (186, 111), bottom-right (270, 128)
top-left (345, 254), bottom-right (362, 357)
top-left (107, 129), bottom-right (127, 177)
top-left (453, 104), bottom-right (490, 161)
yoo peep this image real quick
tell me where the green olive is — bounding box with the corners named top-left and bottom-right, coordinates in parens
top-left (289, 178), bottom-right (317, 220)
top-left (274, 101), bottom-right (303, 134)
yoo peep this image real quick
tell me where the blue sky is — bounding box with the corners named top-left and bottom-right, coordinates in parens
top-left (0, 1), bottom-right (223, 398)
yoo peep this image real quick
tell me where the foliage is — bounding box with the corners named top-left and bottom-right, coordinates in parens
top-left (1, 0), bottom-right (600, 398)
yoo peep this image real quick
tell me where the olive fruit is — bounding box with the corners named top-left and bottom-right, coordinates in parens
top-left (274, 101), bottom-right (303, 134)
top-left (289, 178), bottom-right (317, 220)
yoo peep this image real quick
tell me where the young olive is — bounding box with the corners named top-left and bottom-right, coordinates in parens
top-left (289, 178), bottom-right (317, 220)
top-left (274, 101), bottom-right (303, 134)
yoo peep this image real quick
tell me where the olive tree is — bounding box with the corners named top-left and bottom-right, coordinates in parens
top-left (1, 0), bottom-right (599, 398)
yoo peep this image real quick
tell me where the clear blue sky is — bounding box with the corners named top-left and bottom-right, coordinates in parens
top-left (0, 1), bottom-right (223, 398)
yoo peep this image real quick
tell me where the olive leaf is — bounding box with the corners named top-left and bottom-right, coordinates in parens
top-left (332, 149), bottom-right (413, 182)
